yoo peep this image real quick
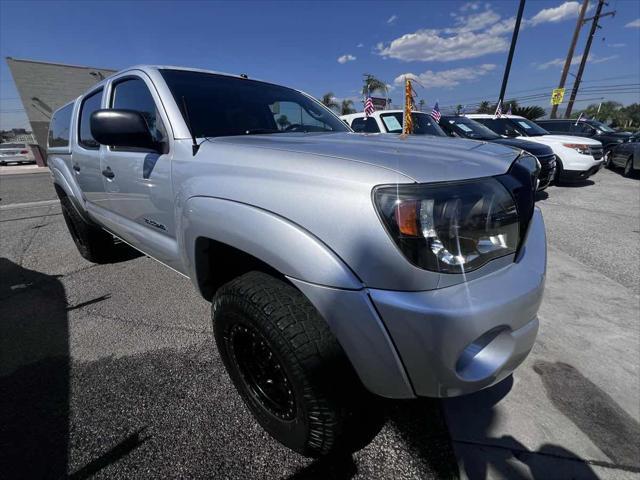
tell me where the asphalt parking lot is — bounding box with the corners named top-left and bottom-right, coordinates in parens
top-left (1, 167), bottom-right (638, 479)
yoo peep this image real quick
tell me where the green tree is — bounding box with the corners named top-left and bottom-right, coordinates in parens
top-left (320, 92), bottom-right (339, 111)
top-left (276, 115), bottom-right (290, 129)
top-left (455, 104), bottom-right (464, 115)
top-left (512, 105), bottom-right (546, 120)
top-left (340, 99), bottom-right (355, 115)
top-left (476, 101), bottom-right (493, 114)
top-left (362, 74), bottom-right (388, 97)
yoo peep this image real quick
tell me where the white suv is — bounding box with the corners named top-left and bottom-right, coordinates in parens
top-left (467, 114), bottom-right (603, 183)
top-left (341, 110), bottom-right (446, 136)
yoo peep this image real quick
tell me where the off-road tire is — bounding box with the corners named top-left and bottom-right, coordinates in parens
top-left (554, 158), bottom-right (564, 185)
top-left (212, 271), bottom-right (380, 457)
top-left (603, 149), bottom-right (612, 168)
top-left (59, 194), bottom-right (115, 263)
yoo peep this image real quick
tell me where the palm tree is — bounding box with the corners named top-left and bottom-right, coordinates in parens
top-left (362, 74), bottom-right (388, 108)
top-left (340, 99), bottom-right (355, 115)
top-left (320, 92), bottom-right (339, 111)
top-left (276, 115), bottom-right (290, 129)
top-left (477, 101), bottom-right (493, 114)
top-left (512, 105), bottom-right (546, 120)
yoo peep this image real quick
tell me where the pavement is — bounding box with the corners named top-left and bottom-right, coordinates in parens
top-left (0, 166), bottom-right (638, 479)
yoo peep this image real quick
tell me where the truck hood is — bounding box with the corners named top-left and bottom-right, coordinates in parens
top-left (518, 134), bottom-right (602, 147)
top-left (210, 132), bottom-right (520, 183)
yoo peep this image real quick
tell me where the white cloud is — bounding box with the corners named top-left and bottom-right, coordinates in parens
top-left (393, 64), bottom-right (497, 89)
top-left (625, 18), bottom-right (640, 28)
top-left (377, 29), bottom-right (509, 62)
top-left (529, 1), bottom-right (588, 26)
top-left (387, 14), bottom-right (398, 24)
top-left (337, 54), bottom-right (356, 64)
top-left (460, 2), bottom-right (481, 12)
top-left (534, 53), bottom-right (618, 70)
top-left (607, 43), bottom-right (626, 48)
top-left (356, 43), bottom-right (364, 48)
top-left (377, 4), bottom-right (514, 62)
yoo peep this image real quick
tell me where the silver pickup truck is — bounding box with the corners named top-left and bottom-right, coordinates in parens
top-left (47, 65), bottom-right (546, 457)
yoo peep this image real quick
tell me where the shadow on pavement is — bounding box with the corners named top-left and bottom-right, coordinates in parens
top-left (0, 258), bottom-right (144, 478)
top-left (445, 364), bottom-right (640, 479)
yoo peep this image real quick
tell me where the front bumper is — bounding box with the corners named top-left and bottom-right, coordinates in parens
top-left (291, 209), bottom-right (546, 399)
top-left (561, 162), bottom-right (603, 182)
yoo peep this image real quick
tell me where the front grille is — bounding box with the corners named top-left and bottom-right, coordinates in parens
top-left (590, 146), bottom-right (603, 160)
top-left (536, 154), bottom-right (556, 188)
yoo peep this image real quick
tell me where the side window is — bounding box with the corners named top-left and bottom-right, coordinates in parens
top-left (48, 103), bottom-right (73, 148)
top-left (351, 117), bottom-right (380, 133)
top-left (542, 121), bottom-right (563, 131)
top-left (78, 89), bottom-right (103, 149)
top-left (111, 77), bottom-right (167, 144)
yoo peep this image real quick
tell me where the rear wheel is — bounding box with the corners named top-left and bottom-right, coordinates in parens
top-left (212, 271), bottom-right (381, 457)
top-left (59, 194), bottom-right (115, 263)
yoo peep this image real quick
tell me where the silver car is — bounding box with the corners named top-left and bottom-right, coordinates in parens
top-left (47, 65), bottom-right (546, 457)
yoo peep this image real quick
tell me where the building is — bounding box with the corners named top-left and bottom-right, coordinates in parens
top-left (6, 57), bottom-right (116, 149)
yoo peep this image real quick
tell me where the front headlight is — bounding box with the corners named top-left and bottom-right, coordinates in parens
top-left (562, 143), bottom-right (590, 155)
top-left (373, 178), bottom-right (520, 273)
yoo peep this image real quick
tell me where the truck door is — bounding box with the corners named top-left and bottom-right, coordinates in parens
top-left (73, 88), bottom-right (110, 209)
top-left (101, 74), bottom-right (176, 264)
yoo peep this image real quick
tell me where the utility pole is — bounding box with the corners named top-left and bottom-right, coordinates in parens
top-left (550, 0), bottom-right (589, 119)
top-left (498, 0), bottom-right (526, 104)
top-left (564, 0), bottom-right (616, 118)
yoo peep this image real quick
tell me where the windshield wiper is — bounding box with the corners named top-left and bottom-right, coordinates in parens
top-left (244, 128), bottom-right (280, 135)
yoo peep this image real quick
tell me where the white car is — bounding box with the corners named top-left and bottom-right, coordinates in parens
top-left (341, 110), bottom-right (446, 136)
top-left (0, 143), bottom-right (35, 165)
top-left (467, 114), bottom-right (603, 183)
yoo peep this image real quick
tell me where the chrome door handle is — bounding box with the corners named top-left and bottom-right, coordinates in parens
top-left (72, 164), bottom-right (81, 172)
top-left (101, 167), bottom-right (115, 179)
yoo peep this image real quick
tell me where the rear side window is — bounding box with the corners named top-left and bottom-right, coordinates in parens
top-left (351, 117), bottom-right (380, 133)
top-left (540, 121), bottom-right (565, 131)
top-left (48, 103), bottom-right (74, 148)
top-left (78, 89), bottom-right (103, 149)
top-left (111, 77), bottom-right (167, 143)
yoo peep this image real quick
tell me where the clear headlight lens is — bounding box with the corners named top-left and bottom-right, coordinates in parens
top-left (374, 178), bottom-right (520, 273)
top-left (562, 143), bottom-right (591, 155)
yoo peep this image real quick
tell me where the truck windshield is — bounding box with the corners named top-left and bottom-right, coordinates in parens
top-left (442, 117), bottom-right (500, 140)
top-left (160, 69), bottom-right (349, 138)
top-left (379, 112), bottom-right (446, 136)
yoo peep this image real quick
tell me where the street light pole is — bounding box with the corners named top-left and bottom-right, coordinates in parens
top-left (550, 0), bottom-right (589, 119)
top-left (498, 0), bottom-right (526, 105)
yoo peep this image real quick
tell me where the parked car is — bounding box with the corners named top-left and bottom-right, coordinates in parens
top-left (439, 115), bottom-right (556, 190)
top-left (606, 133), bottom-right (639, 177)
top-left (0, 143), bottom-right (35, 165)
top-left (47, 65), bottom-right (546, 458)
top-left (537, 118), bottom-right (632, 163)
top-left (341, 109), bottom-right (446, 136)
top-left (467, 114), bottom-right (603, 184)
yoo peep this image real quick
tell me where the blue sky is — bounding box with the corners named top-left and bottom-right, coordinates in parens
top-left (1, 0), bottom-right (639, 129)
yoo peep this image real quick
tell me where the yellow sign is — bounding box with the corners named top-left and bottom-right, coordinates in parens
top-left (551, 88), bottom-right (565, 106)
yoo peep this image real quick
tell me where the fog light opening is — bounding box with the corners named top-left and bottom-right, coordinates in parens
top-left (455, 327), bottom-right (515, 382)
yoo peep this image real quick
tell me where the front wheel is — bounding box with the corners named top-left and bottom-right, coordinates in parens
top-left (603, 150), bottom-right (613, 168)
top-left (212, 271), bottom-right (381, 457)
top-left (624, 158), bottom-right (635, 178)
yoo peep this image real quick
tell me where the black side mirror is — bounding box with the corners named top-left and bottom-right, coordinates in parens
top-left (90, 109), bottom-right (165, 153)
top-left (505, 129), bottom-right (519, 138)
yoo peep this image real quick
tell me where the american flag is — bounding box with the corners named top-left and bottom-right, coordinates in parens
top-left (430, 102), bottom-right (441, 123)
top-left (364, 97), bottom-right (375, 117)
top-left (494, 99), bottom-right (502, 118)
